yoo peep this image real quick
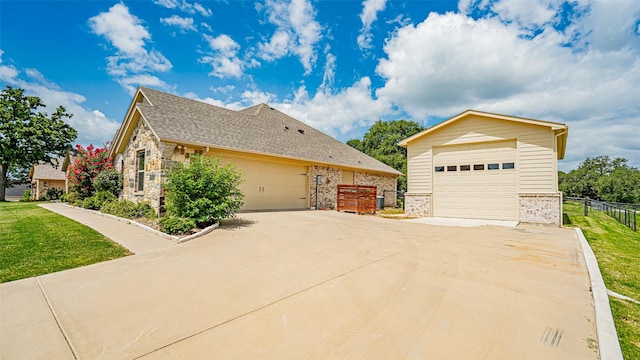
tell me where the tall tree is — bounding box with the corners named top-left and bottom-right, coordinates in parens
top-left (0, 86), bottom-right (77, 201)
top-left (348, 120), bottom-right (425, 191)
top-left (559, 155), bottom-right (640, 203)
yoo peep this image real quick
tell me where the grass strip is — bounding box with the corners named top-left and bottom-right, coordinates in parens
top-left (564, 201), bottom-right (640, 359)
top-left (0, 202), bottom-right (130, 283)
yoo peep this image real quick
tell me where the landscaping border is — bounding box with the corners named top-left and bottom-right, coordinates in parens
top-left (61, 204), bottom-right (219, 244)
top-left (575, 228), bottom-right (623, 360)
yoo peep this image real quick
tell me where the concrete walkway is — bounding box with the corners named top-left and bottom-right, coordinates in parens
top-left (39, 203), bottom-right (176, 254)
top-left (1, 211), bottom-right (598, 359)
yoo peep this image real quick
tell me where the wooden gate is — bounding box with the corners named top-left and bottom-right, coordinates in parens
top-left (337, 185), bottom-right (377, 214)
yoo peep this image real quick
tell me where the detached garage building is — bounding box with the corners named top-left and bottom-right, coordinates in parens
top-left (398, 110), bottom-right (568, 226)
top-left (109, 87), bottom-right (400, 214)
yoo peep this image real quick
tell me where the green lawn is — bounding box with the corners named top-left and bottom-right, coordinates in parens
top-left (0, 202), bottom-right (130, 283)
top-left (564, 201), bottom-right (640, 359)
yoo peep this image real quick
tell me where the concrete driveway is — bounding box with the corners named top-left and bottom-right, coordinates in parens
top-left (1, 211), bottom-right (597, 359)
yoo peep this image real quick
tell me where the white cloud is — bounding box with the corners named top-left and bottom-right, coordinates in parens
top-left (200, 34), bottom-right (247, 78)
top-left (89, 3), bottom-right (172, 95)
top-left (153, 0), bottom-right (212, 17)
top-left (320, 51), bottom-right (336, 91)
top-left (374, 0), bottom-right (640, 170)
top-left (0, 52), bottom-right (120, 147)
top-left (0, 50), bottom-right (20, 81)
top-left (160, 15), bottom-right (197, 32)
top-left (357, 0), bottom-right (387, 49)
top-left (273, 77), bottom-right (392, 136)
top-left (257, 0), bottom-right (322, 74)
top-left (117, 74), bottom-right (171, 96)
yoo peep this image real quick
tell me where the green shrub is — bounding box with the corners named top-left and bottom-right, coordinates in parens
top-left (100, 199), bottom-right (155, 219)
top-left (164, 155), bottom-right (244, 227)
top-left (72, 200), bottom-right (83, 207)
top-left (62, 191), bottom-right (82, 204)
top-left (43, 188), bottom-right (64, 201)
top-left (93, 169), bottom-right (123, 196)
top-left (159, 215), bottom-right (196, 235)
top-left (83, 191), bottom-right (116, 210)
top-left (19, 189), bottom-right (31, 202)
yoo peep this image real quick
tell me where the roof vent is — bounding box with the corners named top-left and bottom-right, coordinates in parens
top-left (284, 126), bottom-right (289, 131)
top-left (270, 107), bottom-right (275, 110)
top-left (298, 129), bottom-right (304, 134)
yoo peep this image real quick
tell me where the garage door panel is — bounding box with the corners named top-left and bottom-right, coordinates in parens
top-left (225, 157), bottom-right (308, 211)
top-left (433, 141), bottom-right (517, 220)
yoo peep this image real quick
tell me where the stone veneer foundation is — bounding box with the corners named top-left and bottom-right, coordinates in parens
top-left (518, 193), bottom-right (562, 227)
top-left (404, 193), bottom-right (432, 217)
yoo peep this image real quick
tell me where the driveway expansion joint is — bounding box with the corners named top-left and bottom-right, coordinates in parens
top-left (35, 277), bottom-right (79, 360)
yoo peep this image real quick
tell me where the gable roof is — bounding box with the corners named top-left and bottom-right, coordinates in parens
top-left (110, 87), bottom-right (401, 175)
top-left (398, 109), bottom-right (569, 159)
top-left (29, 158), bottom-right (65, 181)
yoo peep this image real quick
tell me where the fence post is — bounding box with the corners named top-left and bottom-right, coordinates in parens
top-left (584, 197), bottom-right (589, 216)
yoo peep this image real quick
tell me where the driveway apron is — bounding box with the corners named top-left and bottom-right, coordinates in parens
top-left (1, 211), bottom-right (597, 359)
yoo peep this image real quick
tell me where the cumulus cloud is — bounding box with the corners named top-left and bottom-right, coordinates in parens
top-left (257, 0), bottom-right (322, 74)
top-left (153, 0), bottom-right (212, 17)
top-left (273, 77), bottom-right (393, 137)
top-left (200, 34), bottom-right (250, 78)
top-left (0, 51), bottom-right (120, 146)
top-left (89, 3), bottom-right (172, 95)
top-left (160, 15), bottom-right (197, 32)
top-left (357, 0), bottom-right (387, 49)
top-left (375, 0), bottom-right (640, 169)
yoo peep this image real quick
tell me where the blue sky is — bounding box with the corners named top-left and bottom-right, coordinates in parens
top-left (1, 0), bottom-right (640, 171)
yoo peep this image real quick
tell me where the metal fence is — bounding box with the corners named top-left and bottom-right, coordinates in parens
top-left (564, 196), bottom-right (637, 231)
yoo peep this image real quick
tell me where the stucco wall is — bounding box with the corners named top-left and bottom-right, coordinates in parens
top-left (519, 193), bottom-right (562, 227)
top-left (404, 193), bottom-right (431, 216)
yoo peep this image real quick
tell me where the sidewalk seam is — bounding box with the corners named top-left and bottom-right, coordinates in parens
top-left (574, 228), bottom-right (623, 360)
top-left (35, 277), bottom-right (79, 360)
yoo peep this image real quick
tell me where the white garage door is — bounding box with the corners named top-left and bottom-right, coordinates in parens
top-left (230, 157), bottom-right (308, 211)
top-left (433, 141), bottom-right (517, 220)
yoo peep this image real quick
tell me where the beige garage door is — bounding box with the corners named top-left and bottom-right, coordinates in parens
top-left (230, 157), bottom-right (308, 211)
top-left (433, 140), bottom-right (517, 220)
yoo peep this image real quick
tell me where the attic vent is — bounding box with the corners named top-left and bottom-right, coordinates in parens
top-left (270, 107), bottom-right (275, 110)
top-left (298, 129), bottom-right (305, 134)
top-left (284, 126), bottom-right (289, 131)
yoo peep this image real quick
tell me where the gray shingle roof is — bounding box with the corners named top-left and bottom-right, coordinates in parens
top-left (137, 87), bottom-right (401, 175)
top-left (31, 158), bottom-right (65, 180)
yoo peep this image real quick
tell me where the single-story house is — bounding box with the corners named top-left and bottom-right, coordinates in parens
top-left (108, 87), bottom-right (401, 213)
top-left (29, 158), bottom-right (66, 200)
top-left (398, 110), bottom-right (568, 226)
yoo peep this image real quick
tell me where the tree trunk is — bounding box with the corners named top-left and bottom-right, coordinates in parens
top-left (0, 163), bottom-right (7, 202)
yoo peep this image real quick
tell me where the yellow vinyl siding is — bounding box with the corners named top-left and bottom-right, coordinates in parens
top-left (407, 140), bottom-right (432, 193)
top-left (517, 129), bottom-right (556, 193)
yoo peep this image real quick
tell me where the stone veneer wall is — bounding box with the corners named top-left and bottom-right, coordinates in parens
top-left (354, 171), bottom-right (397, 207)
top-left (308, 166), bottom-right (398, 209)
top-left (404, 193), bottom-right (431, 216)
top-left (519, 193), bottom-right (562, 227)
top-left (308, 165), bottom-right (342, 209)
top-left (121, 120), bottom-right (164, 213)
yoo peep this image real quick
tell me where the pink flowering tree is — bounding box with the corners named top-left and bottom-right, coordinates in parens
top-left (66, 144), bottom-right (112, 198)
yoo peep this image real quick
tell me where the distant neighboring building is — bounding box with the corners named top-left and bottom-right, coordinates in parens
top-left (29, 158), bottom-right (66, 200)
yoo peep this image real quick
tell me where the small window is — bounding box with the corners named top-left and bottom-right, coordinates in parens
top-left (488, 163), bottom-right (499, 170)
top-left (502, 162), bottom-right (515, 169)
top-left (474, 164), bottom-right (485, 171)
top-left (435, 166), bottom-right (445, 172)
top-left (136, 150), bottom-right (145, 191)
top-left (447, 165), bottom-right (457, 172)
top-left (460, 165), bottom-right (470, 171)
